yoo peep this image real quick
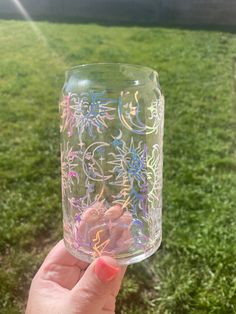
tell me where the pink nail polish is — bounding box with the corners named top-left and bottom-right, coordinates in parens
top-left (94, 258), bottom-right (119, 283)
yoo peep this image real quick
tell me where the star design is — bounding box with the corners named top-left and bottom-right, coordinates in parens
top-left (120, 190), bottom-right (129, 197)
top-left (78, 141), bottom-right (85, 149)
top-left (99, 156), bottom-right (105, 163)
top-left (75, 214), bottom-right (81, 222)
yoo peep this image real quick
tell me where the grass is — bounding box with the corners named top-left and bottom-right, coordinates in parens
top-left (0, 19), bottom-right (236, 313)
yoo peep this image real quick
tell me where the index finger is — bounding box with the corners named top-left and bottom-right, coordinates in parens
top-left (33, 240), bottom-right (89, 290)
top-left (39, 240), bottom-right (89, 270)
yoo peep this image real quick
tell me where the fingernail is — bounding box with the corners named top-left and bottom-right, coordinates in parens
top-left (94, 257), bottom-right (120, 283)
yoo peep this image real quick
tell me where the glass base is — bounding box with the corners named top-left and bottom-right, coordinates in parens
top-left (64, 235), bottom-right (161, 265)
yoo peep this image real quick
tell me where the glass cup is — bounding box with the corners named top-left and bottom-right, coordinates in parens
top-left (59, 63), bottom-right (164, 265)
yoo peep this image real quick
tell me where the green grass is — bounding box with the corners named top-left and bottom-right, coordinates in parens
top-left (0, 19), bottom-right (236, 313)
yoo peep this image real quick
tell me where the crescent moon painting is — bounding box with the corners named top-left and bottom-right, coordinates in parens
top-left (118, 90), bottom-right (164, 135)
top-left (82, 142), bottom-right (113, 182)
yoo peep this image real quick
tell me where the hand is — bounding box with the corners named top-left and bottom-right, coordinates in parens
top-left (70, 202), bottom-right (133, 256)
top-left (26, 240), bottom-right (127, 314)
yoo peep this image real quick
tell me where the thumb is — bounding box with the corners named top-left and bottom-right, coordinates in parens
top-left (69, 256), bottom-right (125, 314)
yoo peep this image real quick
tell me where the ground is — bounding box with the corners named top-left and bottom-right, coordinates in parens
top-left (0, 20), bottom-right (236, 314)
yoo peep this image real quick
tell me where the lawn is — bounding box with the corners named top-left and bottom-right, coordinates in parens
top-left (0, 19), bottom-right (236, 313)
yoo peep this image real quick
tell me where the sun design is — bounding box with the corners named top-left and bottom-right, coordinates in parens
top-left (146, 95), bottom-right (164, 134)
top-left (109, 137), bottom-right (147, 184)
top-left (59, 94), bottom-right (76, 137)
top-left (61, 141), bottom-right (80, 197)
top-left (147, 144), bottom-right (162, 207)
top-left (146, 144), bottom-right (162, 238)
top-left (69, 91), bottom-right (116, 138)
top-left (68, 177), bottom-right (105, 213)
top-left (108, 133), bottom-right (147, 212)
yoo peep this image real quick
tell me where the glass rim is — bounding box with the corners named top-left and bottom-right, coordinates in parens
top-left (66, 62), bottom-right (158, 74)
top-left (65, 63), bottom-right (159, 87)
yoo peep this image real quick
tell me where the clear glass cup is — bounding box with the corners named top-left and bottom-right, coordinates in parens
top-left (59, 63), bottom-right (164, 265)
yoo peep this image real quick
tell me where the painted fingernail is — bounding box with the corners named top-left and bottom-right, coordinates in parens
top-left (94, 257), bottom-right (120, 283)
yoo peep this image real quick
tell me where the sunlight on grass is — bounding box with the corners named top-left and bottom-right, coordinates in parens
top-left (11, 0), bottom-right (48, 46)
top-left (0, 19), bottom-right (235, 313)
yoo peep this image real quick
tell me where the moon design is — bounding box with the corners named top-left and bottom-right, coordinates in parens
top-left (111, 129), bottom-right (124, 148)
top-left (115, 129), bottom-right (122, 140)
top-left (118, 89), bottom-right (164, 135)
top-left (82, 142), bottom-right (112, 182)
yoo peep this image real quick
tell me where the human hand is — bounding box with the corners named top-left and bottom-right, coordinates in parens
top-left (71, 202), bottom-right (133, 256)
top-left (26, 240), bottom-right (127, 314)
